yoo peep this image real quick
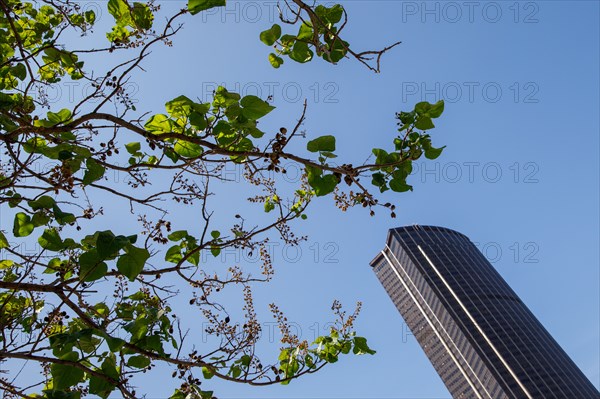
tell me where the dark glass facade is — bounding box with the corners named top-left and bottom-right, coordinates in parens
top-left (371, 225), bottom-right (599, 399)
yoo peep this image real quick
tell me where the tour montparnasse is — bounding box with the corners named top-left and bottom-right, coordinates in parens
top-left (371, 225), bottom-right (600, 399)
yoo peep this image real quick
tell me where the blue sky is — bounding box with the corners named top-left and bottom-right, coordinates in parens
top-left (11, 0), bottom-right (599, 397)
top-left (132, 1), bottom-right (599, 397)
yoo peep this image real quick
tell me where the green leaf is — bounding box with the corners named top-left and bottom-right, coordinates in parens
top-left (322, 37), bottom-right (348, 63)
top-left (22, 137), bottom-right (47, 152)
top-left (188, 0), bottom-right (225, 15)
top-left (135, 333), bottom-right (163, 353)
top-left (187, 250), bottom-right (200, 266)
top-left (189, 111), bottom-right (208, 130)
top-left (320, 151), bottom-right (337, 159)
top-left (46, 109), bottom-right (72, 125)
top-left (78, 332), bottom-right (101, 353)
top-left (202, 366), bottom-right (214, 379)
top-left (170, 390), bottom-right (187, 399)
top-left (424, 145), bottom-right (445, 160)
top-left (174, 140), bottom-right (203, 158)
top-left (353, 336), bottom-right (376, 355)
top-left (297, 22), bottom-right (313, 40)
top-left (268, 53), bottom-right (284, 68)
top-left (45, 258), bottom-right (63, 274)
top-left (420, 136), bottom-right (445, 160)
top-left (264, 200), bottom-right (275, 213)
top-left (28, 195), bottom-right (56, 210)
top-left (306, 166), bottom-right (338, 197)
top-left (164, 96), bottom-right (208, 129)
top-left (101, 356), bottom-right (120, 380)
top-left (340, 340), bottom-right (352, 354)
top-left (58, 150), bottom-right (73, 160)
top-left (51, 359), bottom-right (84, 390)
top-left (415, 100), bottom-right (444, 118)
top-left (393, 161), bottom-right (413, 181)
top-left (83, 159), bottom-right (106, 185)
top-left (125, 142), bottom-right (141, 154)
top-left (260, 24), bottom-right (281, 46)
top-left (230, 365), bottom-right (241, 378)
top-left (12, 63), bottom-right (27, 80)
top-left (164, 147), bottom-right (180, 163)
top-left (107, 25), bottom-right (131, 43)
top-left (96, 231), bottom-right (129, 259)
top-left (13, 213), bottom-right (34, 237)
top-left (165, 245), bottom-right (182, 263)
top-left (414, 101), bottom-right (431, 115)
top-left (107, 0), bottom-right (131, 25)
top-left (166, 95), bottom-right (193, 118)
top-left (315, 4), bottom-right (344, 25)
top-left (167, 230), bottom-right (189, 241)
top-left (52, 204), bottom-right (76, 225)
top-left (131, 2), bottom-right (154, 30)
top-left (117, 245), bottom-right (150, 281)
top-left (307, 135), bottom-right (336, 152)
top-left (213, 87), bottom-right (241, 108)
top-left (8, 193), bottom-right (22, 208)
top-left (371, 172), bottom-right (386, 187)
top-left (199, 391), bottom-right (214, 399)
top-left (145, 114), bottom-right (175, 133)
top-left (239, 354), bottom-right (251, 367)
top-left (244, 127), bottom-right (263, 139)
top-left (210, 230), bottom-right (220, 239)
top-left (42, 390), bottom-right (81, 399)
top-left (0, 260), bottom-right (15, 269)
top-left (289, 41), bottom-right (313, 63)
top-left (428, 100), bottom-right (445, 118)
top-left (240, 95), bottom-right (275, 120)
top-left (224, 103), bottom-right (241, 119)
top-left (0, 231), bottom-right (9, 249)
top-left (104, 335), bottom-right (126, 352)
top-left (398, 111), bottom-right (415, 125)
top-left (415, 116), bottom-right (434, 130)
top-left (127, 355), bottom-right (151, 369)
top-left (85, 10), bottom-right (96, 24)
top-left (79, 250), bottom-right (108, 282)
top-left (89, 374), bottom-right (115, 399)
top-left (93, 303), bottom-right (110, 318)
top-left (39, 229), bottom-right (64, 251)
top-left (279, 34), bottom-right (296, 48)
top-left (389, 178), bottom-right (412, 193)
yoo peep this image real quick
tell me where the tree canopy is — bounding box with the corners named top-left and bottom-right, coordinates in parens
top-left (0, 0), bottom-right (445, 398)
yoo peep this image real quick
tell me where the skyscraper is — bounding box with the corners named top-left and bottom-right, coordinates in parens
top-left (371, 225), bottom-right (599, 399)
